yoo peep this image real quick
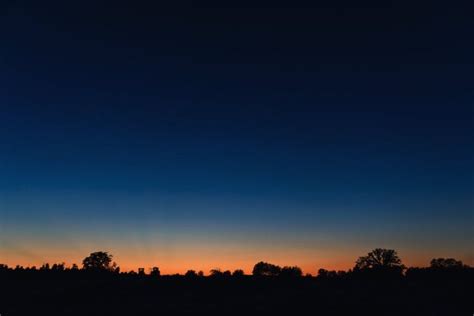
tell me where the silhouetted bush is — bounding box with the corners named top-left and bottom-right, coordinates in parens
top-left (209, 268), bottom-right (223, 277)
top-left (252, 261), bottom-right (281, 277)
top-left (185, 270), bottom-right (197, 278)
top-left (430, 258), bottom-right (466, 269)
top-left (280, 266), bottom-right (303, 278)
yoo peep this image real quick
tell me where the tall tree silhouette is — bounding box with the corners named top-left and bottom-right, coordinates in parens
top-left (355, 248), bottom-right (405, 271)
top-left (82, 251), bottom-right (116, 271)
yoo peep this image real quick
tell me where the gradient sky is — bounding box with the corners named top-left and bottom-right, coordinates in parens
top-left (1, 1), bottom-right (473, 274)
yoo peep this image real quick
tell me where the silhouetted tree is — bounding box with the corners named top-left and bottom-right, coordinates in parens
top-left (197, 270), bottom-right (204, 277)
top-left (138, 268), bottom-right (145, 275)
top-left (223, 270), bottom-right (231, 277)
top-left (40, 263), bottom-right (50, 271)
top-left (252, 261), bottom-right (281, 277)
top-left (317, 268), bottom-right (338, 279)
top-left (150, 267), bottom-right (161, 277)
top-left (185, 270), bottom-right (197, 277)
top-left (71, 263), bottom-right (79, 270)
top-left (232, 269), bottom-right (245, 277)
top-left (0, 264), bottom-right (9, 273)
top-left (82, 251), bottom-right (116, 272)
top-left (280, 266), bottom-right (303, 278)
top-left (430, 258), bottom-right (465, 269)
top-left (355, 248), bottom-right (405, 271)
top-left (51, 263), bottom-right (65, 271)
top-left (15, 265), bottom-right (24, 271)
top-left (209, 268), bottom-right (223, 277)
top-left (317, 268), bottom-right (329, 278)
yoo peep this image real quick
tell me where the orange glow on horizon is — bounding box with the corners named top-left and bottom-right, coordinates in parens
top-left (2, 245), bottom-right (472, 275)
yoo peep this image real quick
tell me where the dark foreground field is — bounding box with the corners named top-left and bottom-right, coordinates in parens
top-left (1, 269), bottom-right (472, 316)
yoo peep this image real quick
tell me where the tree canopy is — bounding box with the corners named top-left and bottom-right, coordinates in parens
top-left (82, 251), bottom-right (115, 271)
top-left (430, 258), bottom-right (465, 269)
top-left (252, 261), bottom-right (282, 277)
top-left (355, 248), bottom-right (405, 271)
top-left (280, 266), bottom-right (303, 278)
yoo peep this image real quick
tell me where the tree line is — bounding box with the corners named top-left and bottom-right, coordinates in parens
top-left (1, 248), bottom-right (471, 279)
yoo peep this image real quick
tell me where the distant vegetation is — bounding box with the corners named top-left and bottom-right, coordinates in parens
top-left (0, 248), bottom-right (471, 278)
top-left (1, 248), bottom-right (472, 315)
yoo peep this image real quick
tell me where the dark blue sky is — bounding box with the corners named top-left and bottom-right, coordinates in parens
top-left (0, 1), bottom-right (473, 272)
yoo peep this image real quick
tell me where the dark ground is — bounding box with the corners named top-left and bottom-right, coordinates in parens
top-left (1, 269), bottom-right (472, 316)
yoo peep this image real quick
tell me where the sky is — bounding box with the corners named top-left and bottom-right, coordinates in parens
top-left (0, 1), bottom-right (473, 274)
